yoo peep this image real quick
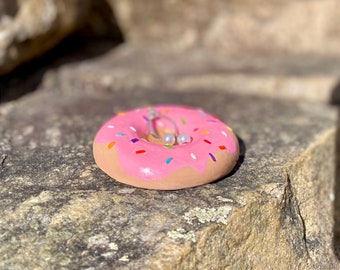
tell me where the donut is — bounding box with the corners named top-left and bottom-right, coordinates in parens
top-left (93, 105), bottom-right (239, 190)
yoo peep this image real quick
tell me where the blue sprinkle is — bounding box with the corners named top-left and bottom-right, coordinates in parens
top-left (165, 157), bottom-right (173, 165)
top-left (116, 133), bottom-right (125, 137)
top-left (130, 138), bottom-right (139, 143)
top-left (143, 115), bottom-right (149, 121)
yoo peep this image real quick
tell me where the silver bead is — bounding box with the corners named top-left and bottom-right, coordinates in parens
top-left (162, 133), bottom-right (176, 145)
top-left (148, 108), bottom-right (159, 120)
top-left (177, 133), bottom-right (191, 144)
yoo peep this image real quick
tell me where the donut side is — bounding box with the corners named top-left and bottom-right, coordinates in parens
top-left (93, 135), bottom-right (239, 190)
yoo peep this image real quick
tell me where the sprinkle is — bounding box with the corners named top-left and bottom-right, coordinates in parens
top-left (107, 141), bottom-right (116, 149)
top-left (181, 118), bottom-right (187, 125)
top-left (162, 109), bottom-right (169, 114)
top-left (221, 131), bottom-right (228, 137)
top-left (143, 115), bottom-right (149, 121)
top-left (130, 126), bottom-right (136, 132)
top-left (193, 128), bottom-right (199, 132)
top-left (219, 145), bottom-right (227, 150)
top-left (190, 153), bottom-right (197, 160)
top-left (208, 119), bottom-right (218, 123)
top-left (227, 126), bottom-right (233, 131)
top-left (209, 153), bottom-right (216, 162)
top-left (204, 139), bottom-right (212, 144)
top-left (201, 129), bottom-right (210, 135)
top-left (130, 138), bottom-right (139, 143)
top-left (165, 157), bottom-right (173, 164)
top-left (135, 150), bottom-right (146, 154)
top-left (164, 144), bottom-right (174, 149)
top-left (107, 125), bottom-right (115, 129)
top-left (116, 133), bottom-right (125, 137)
top-left (118, 112), bottom-right (126, 116)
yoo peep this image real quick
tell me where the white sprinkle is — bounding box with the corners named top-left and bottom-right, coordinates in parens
top-left (130, 126), bottom-right (136, 132)
top-left (190, 153), bottom-right (197, 160)
top-left (198, 110), bottom-right (206, 116)
top-left (221, 131), bottom-right (228, 137)
top-left (108, 125), bottom-right (115, 129)
top-left (140, 167), bottom-right (152, 176)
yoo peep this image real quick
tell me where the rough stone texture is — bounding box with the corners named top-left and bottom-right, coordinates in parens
top-left (0, 46), bottom-right (339, 269)
top-left (2, 0), bottom-right (340, 75)
top-left (0, 0), bottom-right (122, 75)
top-left (110, 0), bottom-right (340, 54)
top-left (52, 45), bottom-right (340, 103)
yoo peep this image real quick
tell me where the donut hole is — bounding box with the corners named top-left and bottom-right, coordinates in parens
top-left (141, 129), bottom-right (193, 145)
top-left (141, 118), bottom-right (178, 145)
top-left (139, 115), bottom-right (193, 145)
top-left (142, 129), bottom-right (171, 145)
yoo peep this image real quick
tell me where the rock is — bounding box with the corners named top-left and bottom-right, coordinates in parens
top-left (0, 0), bottom-right (115, 75)
top-left (2, 0), bottom-right (340, 75)
top-left (109, 0), bottom-right (340, 55)
top-left (0, 46), bottom-right (339, 269)
top-left (54, 45), bottom-right (340, 103)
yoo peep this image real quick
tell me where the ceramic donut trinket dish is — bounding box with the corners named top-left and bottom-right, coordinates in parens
top-left (93, 105), bottom-right (240, 190)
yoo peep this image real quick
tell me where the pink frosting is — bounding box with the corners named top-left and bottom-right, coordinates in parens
top-left (94, 105), bottom-right (238, 181)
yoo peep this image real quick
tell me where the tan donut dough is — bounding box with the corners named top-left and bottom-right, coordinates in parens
top-left (93, 131), bottom-right (239, 190)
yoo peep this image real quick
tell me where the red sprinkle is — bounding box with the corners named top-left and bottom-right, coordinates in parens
top-left (219, 145), bottom-right (226, 150)
top-left (204, 139), bottom-right (212, 144)
top-left (193, 128), bottom-right (199, 132)
top-left (135, 150), bottom-right (146, 154)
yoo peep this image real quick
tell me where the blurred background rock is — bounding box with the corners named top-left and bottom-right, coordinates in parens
top-left (0, 0), bottom-right (340, 76)
top-left (0, 0), bottom-right (123, 76)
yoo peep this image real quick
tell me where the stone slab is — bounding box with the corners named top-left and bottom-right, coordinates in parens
top-left (0, 46), bottom-right (339, 269)
top-left (0, 0), bottom-right (123, 75)
top-left (52, 45), bottom-right (340, 104)
top-left (110, 0), bottom-right (340, 55)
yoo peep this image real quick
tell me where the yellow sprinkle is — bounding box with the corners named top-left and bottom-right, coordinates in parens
top-left (201, 129), bottom-right (210, 135)
top-left (118, 111), bottom-right (126, 116)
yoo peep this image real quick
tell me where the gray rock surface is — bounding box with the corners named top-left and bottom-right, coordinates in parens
top-left (0, 46), bottom-right (339, 269)
top-left (0, 0), bottom-right (122, 75)
top-left (110, 0), bottom-right (340, 54)
top-left (51, 45), bottom-right (340, 103)
top-left (0, 0), bottom-right (92, 75)
top-left (2, 0), bottom-right (340, 75)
